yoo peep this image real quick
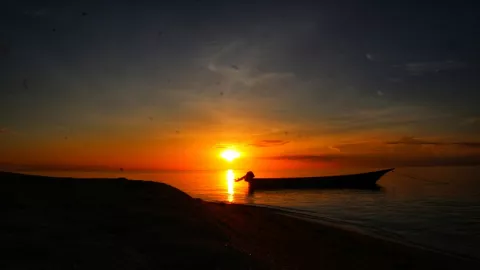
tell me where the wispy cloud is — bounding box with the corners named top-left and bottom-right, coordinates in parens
top-left (207, 62), bottom-right (294, 88)
top-left (204, 39), bottom-right (296, 99)
top-left (326, 136), bottom-right (480, 155)
top-left (462, 117), bottom-right (479, 125)
top-left (249, 139), bottom-right (290, 147)
top-left (365, 53), bottom-right (375, 61)
top-left (329, 140), bottom-right (383, 153)
top-left (0, 163), bottom-right (117, 172)
top-left (213, 143), bottom-right (237, 149)
top-left (265, 154), bottom-right (340, 162)
top-left (386, 136), bottom-right (480, 148)
top-left (365, 52), bottom-right (385, 62)
top-left (232, 104), bottom-right (452, 150)
top-left (313, 105), bottom-right (445, 135)
top-left (0, 128), bottom-right (8, 134)
top-left (262, 153), bottom-right (480, 167)
top-left (397, 60), bottom-right (467, 76)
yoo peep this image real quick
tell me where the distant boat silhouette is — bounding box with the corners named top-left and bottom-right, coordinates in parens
top-left (243, 168), bottom-right (394, 191)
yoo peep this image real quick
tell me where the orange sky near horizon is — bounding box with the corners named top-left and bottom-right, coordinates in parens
top-left (2, 121), bottom-right (480, 172)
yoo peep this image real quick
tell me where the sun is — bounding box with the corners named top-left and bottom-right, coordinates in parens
top-left (220, 149), bottom-right (240, 162)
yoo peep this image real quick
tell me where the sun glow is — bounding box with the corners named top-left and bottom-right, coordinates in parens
top-left (220, 149), bottom-right (240, 162)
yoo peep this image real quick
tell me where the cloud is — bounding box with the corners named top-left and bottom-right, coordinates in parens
top-left (312, 105), bottom-right (445, 136)
top-left (265, 154), bottom-right (340, 162)
top-left (249, 139), bottom-right (290, 147)
top-left (398, 60), bottom-right (467, 76)
top-left (0, 128), bottom-right (8, 134)
top-left (462, 117), bottom-right (479, 125)
top-left (214, 144), bottom-right (228, 149)
top-left (329, 140), bottom-right (383, 153)
top-left (207, 62), bottom-right (294, 88)
top-left (205, 40), bottom-right (296, 100)
top-left (328, 146), bottom-right (342, 153)
top-left (262, 153), bottom-right (480, 167)
top-left (376, 90), bottom-right (384, 96)
top-left (213, 144), bottom-right (237, 149)
top-left (386, 136), bottom-right (480, 148)
top-left (365, 53), bottom-right (385, 62)
top-left (0, 163), bottom-right (116, 172)
top-left (246, 72), bottom-right (295, 86)
top-left (326, 137), bottom-right (480, 156)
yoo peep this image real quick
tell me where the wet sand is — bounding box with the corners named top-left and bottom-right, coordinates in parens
top-left (1, 171), bottom-right (478, 269)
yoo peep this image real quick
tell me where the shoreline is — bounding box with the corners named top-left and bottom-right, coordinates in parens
top-left (245, 204), bottom-right (480, 263)
top-left (2, 171), bottom-right (478, 269)
top-left (209, 199), bottom-right (480, 263)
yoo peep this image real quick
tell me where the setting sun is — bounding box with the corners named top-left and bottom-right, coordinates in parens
top-left (220, 149), bottom-right (240, 162)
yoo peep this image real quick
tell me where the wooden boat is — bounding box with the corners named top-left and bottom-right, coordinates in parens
top-left (246, 168), bottom-right (394, 191)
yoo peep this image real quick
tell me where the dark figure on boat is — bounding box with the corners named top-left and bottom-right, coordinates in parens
top-left (236, 171), bottom-right (255, 182)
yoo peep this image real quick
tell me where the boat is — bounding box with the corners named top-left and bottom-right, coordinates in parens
top-left (245, 168), bottom-right (394, 191)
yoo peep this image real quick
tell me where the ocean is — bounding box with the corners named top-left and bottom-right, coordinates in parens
top-left (26, 166), bottom-right (480, 261)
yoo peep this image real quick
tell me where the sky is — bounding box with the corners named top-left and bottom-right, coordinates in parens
top-left (1, 0), bottom-right (480, 171)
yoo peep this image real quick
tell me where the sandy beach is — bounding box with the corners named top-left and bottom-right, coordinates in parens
top-left (1, 171), bottom-right (478, 270)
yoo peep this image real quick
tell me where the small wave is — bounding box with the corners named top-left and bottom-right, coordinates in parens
top-left (275, 210), bottom-right (480, 263)
top-left (211, 201), bottom-right (480, 263)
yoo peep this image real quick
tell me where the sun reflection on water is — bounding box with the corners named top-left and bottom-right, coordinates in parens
top-left (226, 169), bottom-right (235, 202)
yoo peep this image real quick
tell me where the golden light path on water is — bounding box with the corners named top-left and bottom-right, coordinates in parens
top-left (226, 169), bottom-right (235, 203)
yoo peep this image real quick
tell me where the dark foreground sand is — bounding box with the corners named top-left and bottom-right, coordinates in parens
top-left (1, 172), bottom-right (478, 270)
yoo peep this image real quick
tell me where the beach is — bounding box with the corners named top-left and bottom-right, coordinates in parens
top-left (1, 171), bottom-right (478, 270)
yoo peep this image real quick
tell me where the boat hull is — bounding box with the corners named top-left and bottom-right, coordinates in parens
top-left (246, 168), bottom-right (394, 191)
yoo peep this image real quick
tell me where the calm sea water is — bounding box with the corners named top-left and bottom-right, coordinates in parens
top-left (28, 166), bottom-right (480, 260)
